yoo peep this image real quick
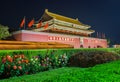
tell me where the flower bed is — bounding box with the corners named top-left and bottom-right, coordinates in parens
top-left (0, 48), bottom-right (120, 79)
top-left (1, 60), bottom-right (120, 82)
top-left (0, 52), bottom-right (68, 79)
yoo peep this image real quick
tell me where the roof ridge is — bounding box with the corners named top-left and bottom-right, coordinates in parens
top-left (45, 9), bottom-right (80, 22)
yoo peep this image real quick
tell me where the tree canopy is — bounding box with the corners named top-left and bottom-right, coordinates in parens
top-left (0, 24), bottom-right (11, 39)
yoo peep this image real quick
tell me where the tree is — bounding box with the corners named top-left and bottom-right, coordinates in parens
top-left (0, 24), bottom-right (11, 39)
top-left (107, 38), bottom-right (111, 45)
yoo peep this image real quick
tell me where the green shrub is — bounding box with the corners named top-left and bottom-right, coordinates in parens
top-left (28, 55), bottom-right (42, 74)
top-left (68, 51), bottom-right (120, 67)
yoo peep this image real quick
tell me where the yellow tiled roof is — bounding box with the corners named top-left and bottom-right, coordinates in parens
top-left (45, 9), bottom-right (84, 25)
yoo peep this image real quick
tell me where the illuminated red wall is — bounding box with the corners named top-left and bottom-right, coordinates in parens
top-left (13, 30), bottom-right (107, 48)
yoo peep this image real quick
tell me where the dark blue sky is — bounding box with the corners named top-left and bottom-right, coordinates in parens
top-left (0, 0), bottom-right (120, 44)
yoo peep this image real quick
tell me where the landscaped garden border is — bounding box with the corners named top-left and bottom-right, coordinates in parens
top-left (0, 60), bottom-right (120, 82)
top-left (0, 48), bottom-right (120, 79)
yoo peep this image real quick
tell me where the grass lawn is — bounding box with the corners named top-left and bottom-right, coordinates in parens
top-left (0, 60), bottom-right (120, 82)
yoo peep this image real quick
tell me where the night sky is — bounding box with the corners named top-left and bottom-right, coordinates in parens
top-left (0, 0), bottom-right (120, 44)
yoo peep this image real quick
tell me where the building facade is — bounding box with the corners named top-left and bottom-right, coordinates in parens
top-left (13, 9), bottom-right (107, 48)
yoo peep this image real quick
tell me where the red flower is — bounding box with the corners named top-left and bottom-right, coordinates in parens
top-left (6, 55), bottom-right (13, 62)
top-left (14, 55), bottom-right (18, 59)
top-left (25, 60), bottom-right (29, 63)
top-left (13, 65), bottom-right (17, 70)
top-left (21, 59), bottom-right (24, 62)
top-left (2, 57), bottom-right (6, 63)
top-left (21, 54), bottom-right (25, 58)
top-left (18, 55), bottom-right (21, 58)
top-left (9, 59), bottom-right (13, 63)
top-left (18, 66), bottom-right (22, 70)
top-left (18, 61), bottom-right (21, 64)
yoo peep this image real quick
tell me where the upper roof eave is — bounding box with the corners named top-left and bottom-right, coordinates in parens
top-left (44, 9), bottom-right (88, 26)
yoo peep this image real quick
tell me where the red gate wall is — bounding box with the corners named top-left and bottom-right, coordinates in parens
top-left (13, 30), bottom-right (107, 48)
